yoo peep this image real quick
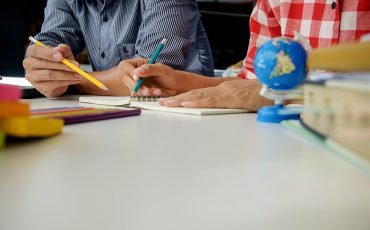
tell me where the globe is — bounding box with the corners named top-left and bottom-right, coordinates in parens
top-left (254, 37), bottom-right (307, 90)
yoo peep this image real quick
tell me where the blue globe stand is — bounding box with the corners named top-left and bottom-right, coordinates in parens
top-left (257, 103), bottom-right (300, 123)
top-left (253, 35), bottom-right (309, 124)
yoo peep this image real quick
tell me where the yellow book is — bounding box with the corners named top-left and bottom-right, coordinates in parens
top-left (0, 101), bottom-right (29, 118)
top-left (303, 79), bottom-right (370, 160)
top-left (0, 117), bottom-right (64, 138)
top-left (0, 131), bottom-right (5, 150)
top-left (308, 41), bottom-right (370, 72)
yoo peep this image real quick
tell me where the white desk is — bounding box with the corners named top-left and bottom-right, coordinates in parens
top-left (1, 97), bottom-right (370, 230)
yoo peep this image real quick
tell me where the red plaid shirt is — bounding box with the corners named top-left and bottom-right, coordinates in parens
top-left (239, 0), bottom-right (370, 79)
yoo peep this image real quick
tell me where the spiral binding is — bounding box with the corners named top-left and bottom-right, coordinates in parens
top-left (129, 96), bottom-right (163, 102)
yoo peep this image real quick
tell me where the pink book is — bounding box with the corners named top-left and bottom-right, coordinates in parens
top-left (0, 84), bottom-right (22, 101)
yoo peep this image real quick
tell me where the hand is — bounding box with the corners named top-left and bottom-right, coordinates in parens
top-left (23, 44), bottom-right (83, 97)
top-left (121, 61), bottom-right (187, 96)
top-left (158, 79), bottom-right (273, 111)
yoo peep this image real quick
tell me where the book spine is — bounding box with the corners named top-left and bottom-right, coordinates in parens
top-left (308, 42), bottom-right (370, 72)
top-left (303, 83), bottom-right (370, 159)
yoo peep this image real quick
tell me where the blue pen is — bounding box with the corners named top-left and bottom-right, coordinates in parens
top-left (131, 38), bottom-right (167, 96)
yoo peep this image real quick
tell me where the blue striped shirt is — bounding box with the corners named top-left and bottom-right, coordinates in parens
top-left (35, 0), bottom-right (214, 76)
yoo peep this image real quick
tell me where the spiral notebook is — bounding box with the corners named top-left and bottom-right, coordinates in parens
top-left (79, 96), bottom-right (249, 115)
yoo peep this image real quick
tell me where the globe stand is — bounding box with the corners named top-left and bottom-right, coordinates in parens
top-left (257, 85), bottom-right (303, 123)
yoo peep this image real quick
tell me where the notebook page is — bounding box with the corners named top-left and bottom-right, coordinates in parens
top-left (79, 96), bottom-right (162, 106)
top-left (129, 101), bottom-right (249, 115)
top-left (79, 96), bottom-right (131, 106)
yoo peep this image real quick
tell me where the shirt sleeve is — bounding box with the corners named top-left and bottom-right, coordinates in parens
top-left (34, 0), bottom-right (85, 56)
top-left (135, 0), bottom-right (204, 71)
top-left (238, 0), bottom-right (282, 80)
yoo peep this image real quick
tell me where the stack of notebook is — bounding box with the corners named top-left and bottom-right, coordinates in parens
top-left (0, 84), bottom-right (64, 150)
top-left (299, 41), bottom-right (370, 161)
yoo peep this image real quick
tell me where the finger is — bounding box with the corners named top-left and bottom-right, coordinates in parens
top-left (137, 86), bottom-right (150, 96)
top-left (180, 97), bottom-right (219, 108)
top-left (28, 69), bottom-right (83, 83)
top-left (35, 79), bottom-right (82, 90)
top-left (125, 58), bottom-right (149, 68)
top-left (162, 98), bottom-right (183, 107)
top-left (33, 81), bottom-right (79, 98)
top-left (26, 44), bottom-right (64, 62)
top-left (122, 74), bottom-right (137, 91)
top-left (53, 44), bottom-right (75, 60)
top-left (23, 56), bottom-right (77, 72)
top-left (119, 58), bottom-right (149, 74)
top-left (150, 88), bottom-right (162, 96)
top-left (134, 63), bottom-right (170, 79)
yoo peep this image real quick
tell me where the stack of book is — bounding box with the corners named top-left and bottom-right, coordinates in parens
top-left (300, 41), bottom-right (370, 161)
top-left (0, 84), bottom-right (64, 150)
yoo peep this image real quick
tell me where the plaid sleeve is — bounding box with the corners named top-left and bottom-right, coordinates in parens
top-left (238, 0), bottom-right (282, 80)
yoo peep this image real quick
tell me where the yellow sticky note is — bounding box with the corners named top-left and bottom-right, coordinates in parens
top-left (0, 101), bottom-right (29, 118)
top-left (0, 117), bottom-right (63, 138)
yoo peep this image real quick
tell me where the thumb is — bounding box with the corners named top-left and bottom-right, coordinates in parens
top-left (53, 44), bottom-right (74, 60)
top-left (134, 63), bottom-right (170, 79)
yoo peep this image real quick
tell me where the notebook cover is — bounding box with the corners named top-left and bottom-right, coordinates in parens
top-left (32, 107), bottom-right (142, 125)
top-left (61, 108), bottom-right (141, 124)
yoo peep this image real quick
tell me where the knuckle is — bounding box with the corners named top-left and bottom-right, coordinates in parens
top-left (118, 60), bottom-right (128, 69)
top-left (22, 58), bottom-right (30, 68)
top-left (207, 96), bottom-right (217, 104)
top-left (43, 69), bottom-right (53, 79)
top-left (26, 45), bottom-right (36, 57)
top-left (24, 73), bottom-right (33, 82)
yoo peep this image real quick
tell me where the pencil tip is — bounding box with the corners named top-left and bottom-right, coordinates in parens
top-left (101, 85), bottom-right (109, 91)
top-left (130, 91), bottom-right (135, 97)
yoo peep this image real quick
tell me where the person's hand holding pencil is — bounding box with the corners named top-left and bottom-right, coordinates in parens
top-left (24, 37), bottom-right (108, 98)
top-left (119, 38), bottom-right (171, 96)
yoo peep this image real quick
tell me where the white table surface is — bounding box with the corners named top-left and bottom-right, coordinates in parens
top-left (0, 97), bottom-right (370, 230)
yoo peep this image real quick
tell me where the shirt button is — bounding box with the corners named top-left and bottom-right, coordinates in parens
top-left (331, 1), bottom-right (336, 9)
top-left (122, 46), bottom-right (128, 53)
top-left (103, 15), bottom-right (108, 22)
top-left (101, 52), bottom-right (105, 59)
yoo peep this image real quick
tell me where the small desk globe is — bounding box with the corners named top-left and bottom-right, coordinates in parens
top-left (254, 37), bottom-right (307, 123)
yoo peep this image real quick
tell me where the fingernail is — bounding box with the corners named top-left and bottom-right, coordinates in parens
top-left (164, 99), bottom-right (177, 106)
top-left (53, 53), bottom-right (62, 61)
top-left (152, 88), bottom-right (161, 95)
top-left (181, 101), bottom-right (193, 107)
top-left (141, 88), bottom-right (148, 95)
top-left (71, 61), bottom-right (79, 66)
top-left (158, 98), bottom-right (167, 104)
top-left (135, 67), bottom-right (145, 74)
top-left (133, 74), bottom-right (139, 81)
top-left (75, 74), bottom-right (83, 79)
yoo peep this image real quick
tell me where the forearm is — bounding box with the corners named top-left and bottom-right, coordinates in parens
top-left (73, 67), bottom-right (130, 96)
top-left (175, 70), bottom-right (236, 94)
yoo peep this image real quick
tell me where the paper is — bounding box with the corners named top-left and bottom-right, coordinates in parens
top-left (0, 76), bottom-right (33, 87)
top-left (79, 96), bottom-right (132, 106)
top-left (79, 96), bottom-right (249, 115)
